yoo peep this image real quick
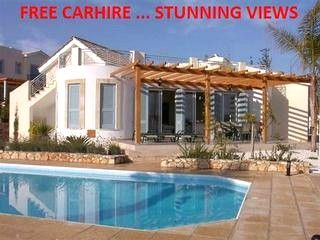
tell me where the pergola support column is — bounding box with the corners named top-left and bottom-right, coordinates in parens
top-left (262, 81), bottom-right (268, 143)
top-left (134, 67), bottom-right (141, 144)
top-left (3, 80), bottom-right (7, 102)
top-left (204, 76), bottom-right (211, 144)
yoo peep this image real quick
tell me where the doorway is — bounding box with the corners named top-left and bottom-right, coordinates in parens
top-left (148, 90), bottom-right (176, 134)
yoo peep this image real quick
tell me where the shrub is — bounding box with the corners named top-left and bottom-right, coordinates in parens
top-left (0, 103), bottom-right (9, 122)
top-left (212, 140), bottom-right (244, 160)
top-left (63, 136), bottom-right (91, 153)
top-left (29, 121), bottom-right (52, 139)
top-left (178, 142), bottom-right (214, 159)
top-left (253, 142), bottom-right (296, 162)
top-left (108, 142), bottom-right (121, 155)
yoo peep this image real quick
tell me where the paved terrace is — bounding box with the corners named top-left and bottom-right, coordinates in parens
top-left (0, 159), bottom-right (319, 240)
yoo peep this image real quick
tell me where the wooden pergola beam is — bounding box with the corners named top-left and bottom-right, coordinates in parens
top-left (133, 63), bottom-right (309, 84)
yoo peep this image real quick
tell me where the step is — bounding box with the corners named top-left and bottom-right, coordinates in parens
top-left (311, 167), bottom-right (320, 174)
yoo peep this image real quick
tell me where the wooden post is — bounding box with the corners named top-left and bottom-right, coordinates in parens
top-left (134, 67), bottom-right (141, 144)
top-left (262, 80), bottom-right (268, 143)
top-left (204, 76), bottom-right (211, 144)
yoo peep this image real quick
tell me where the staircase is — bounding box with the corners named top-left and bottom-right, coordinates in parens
top-left (29, 72), bottom-right (56, 100)
top-left (9, 72), bottom-right (56, 138)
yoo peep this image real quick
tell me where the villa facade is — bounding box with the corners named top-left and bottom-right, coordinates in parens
top-left (9, 37), bottom-right (310, 142)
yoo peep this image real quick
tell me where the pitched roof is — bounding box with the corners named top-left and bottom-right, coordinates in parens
top-left (73, 36), bottom-right (130, 66)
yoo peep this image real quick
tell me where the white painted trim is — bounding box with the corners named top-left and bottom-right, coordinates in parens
top-left (39, 38), bottom-right (105, 73)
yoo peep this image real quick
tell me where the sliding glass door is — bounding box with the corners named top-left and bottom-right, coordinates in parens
top-left (184, 92), bottom-right (204, 134)
top-left (148, 91), bottom-right (161, 133)
top-left (185, 92), bottom-right (195, 134)
top-left (148, 90), bottom-right (176, 134)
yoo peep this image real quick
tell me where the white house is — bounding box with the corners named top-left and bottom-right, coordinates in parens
top-left (9, 36), bottom-right (310, 143)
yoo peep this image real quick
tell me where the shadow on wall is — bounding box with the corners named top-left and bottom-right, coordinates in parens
top-left (270, 88), bottom-right (288, 140)
top-left (288, 106), bottom-right (309, 142)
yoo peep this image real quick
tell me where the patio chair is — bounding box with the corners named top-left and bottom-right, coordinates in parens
top-left (141, 131), bottom-right (160, 143)
top-left (176, 130), bottom-right (195, 142)
top-left (160, 129), bottom-right (177, 142)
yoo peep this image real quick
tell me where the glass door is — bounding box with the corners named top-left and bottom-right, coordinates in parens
top-left (162, 91), bottom-right (176, 134)
top-left (148, 91), bottom-right (161, 133)
top-left (185, 92), bottom-right (195, 134)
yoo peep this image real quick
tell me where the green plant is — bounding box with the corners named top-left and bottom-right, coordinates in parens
top-left (268, 1), bottom-right (320, 151)
top-left (178, 142), bottom-right (214, 159)
top-left (29, 121), bottom-right (52, 139)
top-left (7, 136), bottom-right (111, 155)
top-left (0, 103), bottom-right (9, 122)
top-left (253, 142), bottom-right (297, 162)
top-left (63, 136), bottom-right (92, 153)
top-left (13, 108), bottom-right (19, 141)
top-left (107, 142), bottom-right (121, 155)
top-left (212, 140), bottom-right (244, 160)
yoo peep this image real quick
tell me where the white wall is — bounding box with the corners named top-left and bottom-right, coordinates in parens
top-left (55, 64), bottom-right (134, 140)
top-left (9, 81), bottom-right (30, 139)
top-left (269, 84), bottom-right (309, 142)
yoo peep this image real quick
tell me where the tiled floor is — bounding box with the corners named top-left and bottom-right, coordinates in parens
top-left (0, 159), bottom-right (319, 240)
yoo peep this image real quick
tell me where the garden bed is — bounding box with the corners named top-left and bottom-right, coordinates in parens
top-left (0, 150), bottom-right (128, 165)
top-left (161, 158), bottom-right (311, 174)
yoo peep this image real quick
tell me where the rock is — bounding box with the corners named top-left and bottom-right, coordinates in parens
top-left (230, 161), bottom-right (240, 170)
top-left (240, 161), bottom-right (250, 171)
top-left (161, 160), bottom-right (169, 168)
top-left (198, 160), bottom-right (210, 169)
top-left (268, 163), bottom-right (278, 172)
top-left (18, 152), bottom-right (27, 160)
top-left (248, 162), bottom-right (258, 171)
top-left (34, 152), bottom-right (42, 161)
top-left (11, 151), bottom-right (19, 160)
top-left (26, 152), bottom-right (35, 161)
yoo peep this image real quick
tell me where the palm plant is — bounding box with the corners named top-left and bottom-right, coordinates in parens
top-left (267, 1), bottom-right (320, 151)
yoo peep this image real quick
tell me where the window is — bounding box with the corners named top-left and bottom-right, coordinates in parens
top-left (100, 84), bottom-right (116, 129)
top-left (68, 84), bottom-right (80, 129)
top-left (59, 51), bottom-right (71, 68)
top-left (0, 60), bottom-right (4, 74)
top-left (15, 62), bottom-right (22, 74)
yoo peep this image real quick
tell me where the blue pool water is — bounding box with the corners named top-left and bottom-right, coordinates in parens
top-left (0, 164), bottom-right (250, 230)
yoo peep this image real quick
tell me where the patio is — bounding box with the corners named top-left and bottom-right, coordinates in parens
top-left (0, 159), bottom-right (319, 240)
top-left (111, 61), bottom-right (311, 145)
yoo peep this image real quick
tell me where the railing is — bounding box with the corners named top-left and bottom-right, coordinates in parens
top-left (29, 72), bottom-right (56, 98)
top-left (81, 48), bottom-right (132, 67)
top-left (145, 54), bottom-right (188, 65)
top-left (29, 73), bottom-right (47, 97)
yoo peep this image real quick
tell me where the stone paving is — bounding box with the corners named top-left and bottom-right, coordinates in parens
top-left (0, 159), bottom-right (319, 240)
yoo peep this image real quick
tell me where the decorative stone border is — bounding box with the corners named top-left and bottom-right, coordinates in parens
top-left (161, 158), bottom-right (311, 174)
top-left (0, 151), bottom-right (128, 165)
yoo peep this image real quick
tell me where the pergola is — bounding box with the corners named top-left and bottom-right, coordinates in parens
top-left (111, 62), bottom-right (311, 144)
top-left (0, 78), bottom-right (26, 102)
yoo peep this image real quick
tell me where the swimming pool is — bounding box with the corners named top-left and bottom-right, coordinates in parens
top-left (0, 163), bottom-right (250, 230)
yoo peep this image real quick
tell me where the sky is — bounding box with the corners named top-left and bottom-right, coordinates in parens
top-left (0, 0), bottom-right (317, 74)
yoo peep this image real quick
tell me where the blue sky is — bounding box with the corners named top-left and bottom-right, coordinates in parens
top-left (0, 0), bottom-right (317, 73)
